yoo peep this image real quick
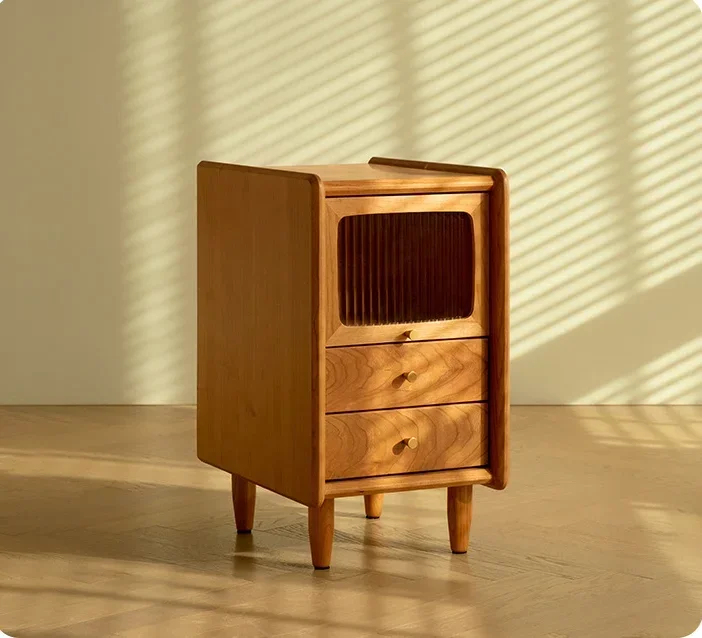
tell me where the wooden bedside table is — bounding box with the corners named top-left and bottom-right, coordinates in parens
top-left (197, 157), bottom-right (509, 569)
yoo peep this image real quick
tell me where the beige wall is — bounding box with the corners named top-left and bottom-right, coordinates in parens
top-left (1, 0), bottom-right (700, 405)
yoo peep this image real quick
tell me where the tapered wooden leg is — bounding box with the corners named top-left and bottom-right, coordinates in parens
top-left (232, 474), bottom-right (256, 534)
top-left (308, 499), bottom-right (334, 569)
top-left (447, 485), bottom-right (473, 554)
top-left (364, 494), bottom-right (384, 519)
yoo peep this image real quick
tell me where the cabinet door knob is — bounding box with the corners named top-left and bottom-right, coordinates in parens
top-left (403, 370), bottom-right (418, 383)
top-left (403, 329), bottom-right (416, 340)
top-left (403, 437), bottom-right (419, 450)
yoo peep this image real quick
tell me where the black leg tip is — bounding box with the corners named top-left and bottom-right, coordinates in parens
top-left (237, 529), bottom-right (252, 535)
top-left (313, 565), bottom-right (331, 570)
top-left (365, 515), bottom-right (380, 519)
top-left (451, 550), bottom-right (468, 554)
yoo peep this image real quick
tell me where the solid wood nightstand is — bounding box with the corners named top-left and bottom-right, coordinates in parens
top-left (197, 157), bottom-right (509, 569)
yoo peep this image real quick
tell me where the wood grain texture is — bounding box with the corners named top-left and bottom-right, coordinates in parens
top-left (363, 494), bottom-right (384, 518)
top-left (308, 498), bottom-right (334, 569)
top-left (325, 194), bottom-right (489, 346)
top-left (447, 485), bottom-right (473, 553)
top-left (370, 157), bottom-right (509, 491)
top-left (231, 474), bottom-right (256, 533)
top-left (326, 339), bottom-right (487, 413)
top-left (486, 169), bottom-right (510, 490)
top-left (326, 403), bottom-right (488, 480)
top-left (325, 467), bottom-right (492, 497)
top-left (273, 163), bottom-right (494, 196)
top-left (197, 161), bottom-right (325, 507)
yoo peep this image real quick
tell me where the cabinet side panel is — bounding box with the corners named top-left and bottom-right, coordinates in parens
top-left (487, 172), bottom-right (510, 489)
top-left (197, 162), bottom-right (323, 506)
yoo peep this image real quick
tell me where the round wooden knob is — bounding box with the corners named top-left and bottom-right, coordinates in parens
top-left (404, 437), bottom-right (419, 450)
top-left (403, 370), bottom-right (418, 383)
top-left (403, 329), bottom-right (416, 340)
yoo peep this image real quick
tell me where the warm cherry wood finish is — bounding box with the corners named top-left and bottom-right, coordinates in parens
top-left (197, 161), bottom-right (325, 508)
top-left (486, 170), bottom-right (510, 490)
top-left (275, 163), bottom-right (494, 196)
top-left (326, 467), bottom-right (492, 498)
top-left (447, 485), bottom-right (473, 554)
top-left (370, 157), bottom-right (510, 490)
top-left (197, 158), bottom-right (508, 568)
top-left (364, 494), bottom-right (384, 518)
top-left (231, 474), bottom-right (256, 533)
top-left (326, 403), bottom-right (488, 480)
top-left (325, 194), bottom-right (488, 346)
top-left (326, 339), bottom-right (487, 413)
top-left (309, 498), bottom-right (335, 569)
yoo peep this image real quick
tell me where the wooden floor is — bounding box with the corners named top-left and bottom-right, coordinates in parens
top-left (0, 406), bottom-right (700, 638)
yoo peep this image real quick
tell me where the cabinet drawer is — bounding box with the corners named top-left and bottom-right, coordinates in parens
top-left (325, 339), bottom-right (487, 413)
top-left (326, 403), bottom-right (488, 480)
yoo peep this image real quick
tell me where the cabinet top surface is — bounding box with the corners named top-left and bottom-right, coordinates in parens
top-left (270, 162), bottom-right (494, 196)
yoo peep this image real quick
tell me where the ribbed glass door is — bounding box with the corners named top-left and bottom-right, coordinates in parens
top-left (337, 211), bottom-right (474, 326)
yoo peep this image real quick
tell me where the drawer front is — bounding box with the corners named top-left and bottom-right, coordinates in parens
top-left (326, 403), bottom-right (488, 480)
top-left (325, 339), bottom-right (487, 413)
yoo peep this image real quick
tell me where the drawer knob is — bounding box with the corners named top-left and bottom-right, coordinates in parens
top-left (403, 437), bottom-right (419, 450)
top-left (403, 370), bottom-right (418, 383)
top-left (403, 329), bottom-right (416, 340)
